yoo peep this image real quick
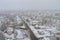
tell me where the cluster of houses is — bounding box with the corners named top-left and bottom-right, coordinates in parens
top-left (0, 11), bottom-right (60, 40)
top-left (0, 15), bottom-right (31, 40)
top-left (22, 13), bottom-right (60, 40)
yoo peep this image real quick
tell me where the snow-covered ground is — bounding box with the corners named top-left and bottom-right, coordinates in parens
top-left (0, 10), bottom-right (60, 40)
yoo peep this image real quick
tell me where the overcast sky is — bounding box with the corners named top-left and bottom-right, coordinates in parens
top-left (0, 0), bottom-right (60, 11)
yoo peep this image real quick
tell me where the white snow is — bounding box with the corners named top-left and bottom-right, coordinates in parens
top-left (15, 29), bottom-right (24, 39)
top-left (3, 33), bottom-right (14, 40)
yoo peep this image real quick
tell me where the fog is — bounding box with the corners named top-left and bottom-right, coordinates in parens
top-left (0, 0), bottom-right (60, 11)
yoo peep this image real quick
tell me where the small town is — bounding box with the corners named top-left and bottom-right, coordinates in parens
top-left (0, 10), bottom-right (60, 40)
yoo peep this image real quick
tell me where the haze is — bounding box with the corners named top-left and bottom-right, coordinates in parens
top-left (0, 0), bottom-right (60, 11)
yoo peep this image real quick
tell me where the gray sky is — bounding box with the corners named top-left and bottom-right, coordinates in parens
top-left (0, 0), bottom-right (60, 11)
